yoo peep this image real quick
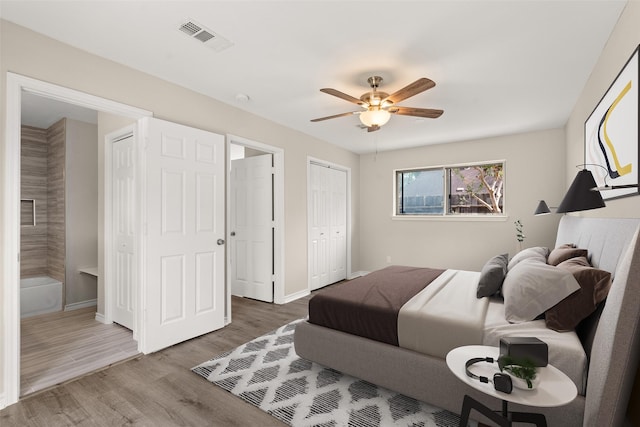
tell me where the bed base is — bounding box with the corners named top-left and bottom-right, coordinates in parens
top-left (294, 321), bottom-right (585, 426)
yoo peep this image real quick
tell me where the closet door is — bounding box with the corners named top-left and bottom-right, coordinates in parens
top-left (309, 163), bottom-right (347, 291)
top-left (112, 135), bottom-right (135, 330)
top-left (328, 167), bottom-right (347, 284)
top-left (309, 164), bottom-right (330, 291)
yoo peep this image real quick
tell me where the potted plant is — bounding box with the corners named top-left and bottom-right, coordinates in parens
top-left (498, 355), bottom-right (539, 390)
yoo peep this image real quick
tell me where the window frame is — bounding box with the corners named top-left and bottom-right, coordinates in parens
top-left (393, 160), bottom-right (507, 220)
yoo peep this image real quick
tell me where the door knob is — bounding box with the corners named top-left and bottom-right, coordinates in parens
top-left (217, 239), bottom-right (225, 245)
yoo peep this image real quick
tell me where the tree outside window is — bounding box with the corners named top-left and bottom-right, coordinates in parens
top-left (395, 162), bottom-right (505, 217)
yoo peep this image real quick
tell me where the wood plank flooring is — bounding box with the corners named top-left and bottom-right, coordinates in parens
top-left (3, 294), bottom-right (312, 426)
top-left (20, 307), bottom-right (139, 396)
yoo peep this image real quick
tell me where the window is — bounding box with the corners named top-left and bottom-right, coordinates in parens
top-left (395, 162), bottom-right (504, 217)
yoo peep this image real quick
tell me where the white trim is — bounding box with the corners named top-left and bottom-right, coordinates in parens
top-left (280, 289), bottom-right (311, 304)
top-left (95, 312), bottom-right (108, 324)
top-left (306, 156), bottom-right (353, 291)
top-left (348, 271), bottom-right (368, 279)
top-left (2, 72), bottom-right (152, 408)
top-left (64, 299), bottom-right (98, 311)
top-left (226, 134), bottom-right (286, 305)
top-left (391, 215), bottom-right (509, 222)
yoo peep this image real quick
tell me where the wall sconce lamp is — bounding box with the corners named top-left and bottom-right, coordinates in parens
top-left (534, 200), bottom-right (553, 216)
top-left (536, 164), bottom-right (638, 215)
top-left (555, 169), bottom-right (606, 213)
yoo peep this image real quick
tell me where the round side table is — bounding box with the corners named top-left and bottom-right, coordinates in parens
top-left (446, 345), bottom-right (577, 427)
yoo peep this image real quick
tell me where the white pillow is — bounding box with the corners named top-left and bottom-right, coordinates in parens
top-left (502, 258), bottom-right (580, 323)
top-left (507, 246), bottom-right (550, 271)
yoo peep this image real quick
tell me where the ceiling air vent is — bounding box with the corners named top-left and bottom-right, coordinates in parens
top-left (178, 19), bottom-right (233, 52)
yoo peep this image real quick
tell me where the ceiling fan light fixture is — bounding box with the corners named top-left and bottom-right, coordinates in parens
top-left (360, 109), bottom-right (391, 127)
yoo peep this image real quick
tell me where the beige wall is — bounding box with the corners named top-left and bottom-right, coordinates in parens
top-left (65, 119), bottom-right (99, 306)
top-left (0, 19), bottom-right (360, 400)
top-left (562, 2), bottom-right (640, 422)
top-left (359, 128), bottom-right (565, 272)
top-left (565, 0), bottom-right (640, 218)
top-left (0, 18), bottom-right (360, 298)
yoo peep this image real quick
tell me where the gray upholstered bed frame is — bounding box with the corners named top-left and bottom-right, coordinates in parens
top-left (294, 216), bottom-right (640, 426)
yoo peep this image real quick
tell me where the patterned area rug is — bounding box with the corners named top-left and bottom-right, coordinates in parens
top-left (192, 319), bottom-right (472, 427)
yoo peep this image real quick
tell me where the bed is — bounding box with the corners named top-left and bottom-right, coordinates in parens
top-left (294, 216), bottom-right (640, 427)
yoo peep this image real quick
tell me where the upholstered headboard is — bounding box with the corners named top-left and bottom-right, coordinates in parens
top-left (555, 216), bottom-right (640, 279)
top-left (556, 216), bottom-right (640, 427)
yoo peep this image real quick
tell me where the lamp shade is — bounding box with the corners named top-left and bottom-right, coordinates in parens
top-left (360, 109), bottom-right (391, 127)
top-left (556, 169), bottom-right (606, 213)
top-left (534, 200), bottom-right (551, 215)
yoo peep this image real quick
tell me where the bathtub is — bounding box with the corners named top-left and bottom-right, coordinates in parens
top-left (21, 276), bottom-right (63, 318)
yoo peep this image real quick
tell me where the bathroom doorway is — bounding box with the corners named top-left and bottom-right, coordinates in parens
top-left (18, 93), bottom-right (140, 396)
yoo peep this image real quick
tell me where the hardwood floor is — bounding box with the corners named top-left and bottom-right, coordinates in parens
top-left (20, 307), bottom-right (139, 396)
top-left (3, 294), bottom-right (312, 426)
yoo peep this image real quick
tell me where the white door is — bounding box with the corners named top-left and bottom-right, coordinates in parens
top-left (112, 135), bottom-right (135, 329)
top-left (309, 164), bottom-right (334, 291)
top-left (328, 167), bottom-right (347, 284)
top-left (230, 154), bottom-right (273, 302)
top-left (142, 118), bottom-right (225, 353)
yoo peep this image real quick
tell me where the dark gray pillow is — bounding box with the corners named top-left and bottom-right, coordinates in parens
top-left (476, 253), bottom-right (508, 298)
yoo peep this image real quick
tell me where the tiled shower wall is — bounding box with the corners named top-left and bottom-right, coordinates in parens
top-left (20, 126), bottom-right (48, 278)
top-left (20, 119), bottom-right (66, 289)
top-left (46, 119), bottom-right (66, 284)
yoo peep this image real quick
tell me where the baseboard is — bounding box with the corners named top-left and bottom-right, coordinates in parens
top-left (95, 312), bottom-right (108, 324)
top-left (348, 270), bottom-right (369, 279)
top-left (0, 391), bottom-right (6, 410)
top-left (278, 289), bottom-right (310, 304)
top-left (64, 299), bottom-right (97, 311)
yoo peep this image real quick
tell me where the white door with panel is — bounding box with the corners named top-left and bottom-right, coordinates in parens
top-left (230, 154), bottom-right (273, 302)
top-left (142, 117), bottom-right (225, 353)
top-left (309, 164), bottom-right (347, 291)
top-left (112, 135), bottom-right (135, 330)
top-left (328, 167), bottom-right (347, 283)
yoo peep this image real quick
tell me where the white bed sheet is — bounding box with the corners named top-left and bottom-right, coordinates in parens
top-left (483, 298), bottom-right (588, 395)
top-left (397, 269), bottom-right (587, 396)
top-left (398, 269), bottom-right (489, 359)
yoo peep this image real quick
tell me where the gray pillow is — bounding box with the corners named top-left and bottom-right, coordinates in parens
top-left (502, 258), bottom-right (580, 323)
top-left (476, 253), bottom-right (508, 298)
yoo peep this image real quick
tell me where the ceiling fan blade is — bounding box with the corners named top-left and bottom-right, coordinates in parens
top-left (320, 88), bottom-right (366, 106)
top-left (389, 106), bottom-right (443, 119)
top-left (310, 111), bottom-right (359, 122)
top-left (383, 78), bottom-right (436, 104)
top-left (367, 125), bottom-right (380, 132)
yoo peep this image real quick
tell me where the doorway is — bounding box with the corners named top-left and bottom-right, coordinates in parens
top-left (3, 73), bottom-right (152, 406)
top-left (226, 135), bottom-right (285, 307)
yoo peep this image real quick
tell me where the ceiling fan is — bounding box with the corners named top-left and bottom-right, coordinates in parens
top-left (311, 76), bottom-right (443, 132)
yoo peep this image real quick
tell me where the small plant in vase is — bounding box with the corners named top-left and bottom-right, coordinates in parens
top-left (498, 355), bottom-right (539, 390)
top-left (514, 220), bottom-right (525, 252)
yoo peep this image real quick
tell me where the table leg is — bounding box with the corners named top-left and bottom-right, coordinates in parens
top-left (458, 395), bottom-right (510, 427)
top-left (457, 395), bottom-right (547, 427)
top-left (510, 411), bottom-right (547, 427)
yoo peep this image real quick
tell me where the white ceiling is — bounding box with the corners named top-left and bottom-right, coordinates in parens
top-left (1, 1), bottom-right (627, 154)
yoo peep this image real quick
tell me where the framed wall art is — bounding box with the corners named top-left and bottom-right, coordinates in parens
top-left (585, 44), bottom-right (639, 200)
